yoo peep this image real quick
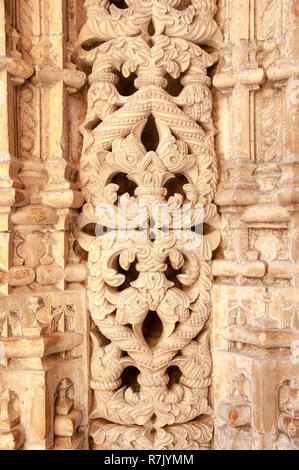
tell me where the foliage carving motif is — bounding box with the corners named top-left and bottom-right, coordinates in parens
top-left (78, 0), bottom-right (222, 449)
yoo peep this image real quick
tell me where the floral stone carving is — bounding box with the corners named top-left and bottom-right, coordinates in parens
top-left (77, 0), bottom-right (222, 450)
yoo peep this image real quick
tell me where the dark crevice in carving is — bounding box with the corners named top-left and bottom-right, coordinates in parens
top-left (213, 241), bottom-right (225, 260)
top-left (148, 20), bottom-right (155, 37)
top-left (82, 223), bottom-right (97, 237)
top-left (167, 366), bottom-right (182, 389)
top-left (117, 260), bottom-right (139, 291)
top-left (165, 258), bottom-right (184, 290)
top-left (203, 223), bottom-right (213, 236)
top-left (93, 330), bottom-right (111, 348)
top-left (111, 173), bottom-right (138, 198)
top-left (73, 241), bottom-right (89, 262)
top-left (87, 118), bottom-right (102, 131)
top-left (165, 73), bottom-right (184, 97)
top-left (164, 174), bottom-right (189, 200)
top-left (200, 44), bottom-right (216, 56)
top-left (177, 0), bottom-right (192, 10)
top-left (81, 39), bottom-right (103, 51)
top-left (110, 0), bottom-right (128, 9)
top-left (115, 71), bottom-right (137, 97)
top-left (150, 414), bottom-right (157, 425)
top-left (142, 311), bottom-right (163, 347)
top-left (121, 367), bottom-right (140, 392)
top-left (141, 115), bottom-right (159, 151)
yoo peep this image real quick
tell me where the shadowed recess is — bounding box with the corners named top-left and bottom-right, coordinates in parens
top-left (148, 20), bottom-right (155, 37)
top-left (117, 259), bottom-right (139, 291)
top-left (111, 173), bottom-right (138, 198)
top-left (165, 73), bottom-right (184, 97)
top-left (177, 0), bottom-right (192, 10)
top-left (110, 0), bottom-right (128, 8)
top-left (141, 115), bottom-right (160, 151)
top-left (164, 174), bottom-right (189, 200)
top-left (142, 311), bottom-right (163, 347)
top-left (115, 71), bottom-right (137, 97)
top-left (81, 39), bottom-right (102, 51)
top-left (165, 257), bottom-right (184, 290)
top-left (167, 366), bottom-right (182, 389)
top-left (121, 366), bottom-right (140, 392)
top-left (82, 223), bottom-right (97, 236)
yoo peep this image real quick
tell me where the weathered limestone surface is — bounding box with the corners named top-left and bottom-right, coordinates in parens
top-left (0, 0), bottom-right (297, 450)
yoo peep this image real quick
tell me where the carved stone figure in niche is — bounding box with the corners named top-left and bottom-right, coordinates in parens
top-left (277, 377), bottom-right (299, 450)
top-left (0, 0), bottom-right (297, 452)
top-left (0, 390), bottom-right (24, 450)
top-left (0, 310), bottom-right (22, 338)
top-left (215, 371), bottom-right (252, 450)
top-left (54, 379), bottom-right (85, 450)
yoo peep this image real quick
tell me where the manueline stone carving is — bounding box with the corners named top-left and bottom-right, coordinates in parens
top-left (0, 0), bottom-right (297, 452)
top-left (78, 0), bottom-right (222, 449)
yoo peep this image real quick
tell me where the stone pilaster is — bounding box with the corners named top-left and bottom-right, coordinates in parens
top-left (0, 0), bottom-right (89, 450)
top-left (212, 0), bottom-right (299, 450)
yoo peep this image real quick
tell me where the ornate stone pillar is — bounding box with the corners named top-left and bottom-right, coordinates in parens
top-left (0, 0), bottom-right (33, 296)
top-left (77, 0), bottom-right (222, 450)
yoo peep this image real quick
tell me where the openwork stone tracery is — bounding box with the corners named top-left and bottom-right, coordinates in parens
top-left (77, 0), bottom-right (222, 449)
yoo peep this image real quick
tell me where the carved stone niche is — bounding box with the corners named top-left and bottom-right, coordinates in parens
top-left (215, 371), bottom-right (252, 451)
top-left (0, 389), bottom-right (25, 451)
top-left (277, 377), bottom-right (299, 450)
top-left (0, 291), bottom-right (89, 450)
top-left (53, 379), bottom-right (85, 450)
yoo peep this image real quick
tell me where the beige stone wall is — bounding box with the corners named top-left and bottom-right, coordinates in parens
top-left (0, 0), bottom-right (297, 450)
top-left (212, 0), bottom-right (299, 450)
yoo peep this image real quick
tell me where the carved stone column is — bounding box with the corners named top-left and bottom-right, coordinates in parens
top-left (0, 0), bottom-right (33, 296)
top-left (78, 0), bottom-right (222, 450)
